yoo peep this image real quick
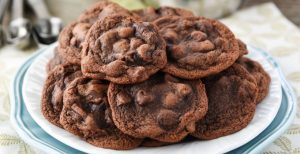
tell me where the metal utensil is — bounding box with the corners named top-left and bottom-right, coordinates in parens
top-left (0, 0), bottom-right (9, 48)
top-left (27, 0), bottom-right (62, 47)
top-left (7, 0), bottom-right (32, 48)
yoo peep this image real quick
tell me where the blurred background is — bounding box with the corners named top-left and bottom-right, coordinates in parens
top-left (1, 0), bottom-right (300, 25)
top-left (44, 0), bottom-right (300, 25)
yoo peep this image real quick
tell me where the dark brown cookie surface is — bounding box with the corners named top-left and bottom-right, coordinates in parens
top-left (78, 0), bottom-right (138, 23)
top-left (133, 6), bottom-right (194, 22)
top-left (154, 16), bottom-right (240, 79)
top-left (60, 77), bottom-right (142, 150)
top-left (82, 15), bottom-right (167, 84)
top-left (237, 39), bottom-right (248, 56)
top-left (141, 138), bottom-right (170, 147)
top-left (108, 73), bottom-right (208, 142)
top-left (58, 22), bottom-right (91, 65)
top-left (41, 64), bottom-right (82, 127)
top-left (192, 64), bottom-right (258, 140)
top-left (237, 57), bottom-right (271, 103)
top-left (46, 47), bottom-right (67, 72)
top-left (58, 1), bottom-right (137, 65)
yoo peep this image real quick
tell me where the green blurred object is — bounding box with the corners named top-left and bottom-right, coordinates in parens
top-left (45, 0), bottom-right (160, 24)
top-left (110, 0), bottom-right (159, 10)
top-left (158, 0), bottom-right (242, 18)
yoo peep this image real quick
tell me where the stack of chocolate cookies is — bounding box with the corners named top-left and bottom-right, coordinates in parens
top-left (42, 1), bottom-right (271, 150)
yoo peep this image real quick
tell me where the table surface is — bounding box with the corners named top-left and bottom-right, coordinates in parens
top-left (241, 0), bottom-right (300, 27)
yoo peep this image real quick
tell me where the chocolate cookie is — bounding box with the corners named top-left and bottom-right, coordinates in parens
top-left (46, 47), bottom-right (67, 72)
top-left (108, 73), bottom-right (208, 142)
top-left (60, 77), bottom-right (142, 150)
top-left (41, 64), bottom-right (82, 127)
top-left (192, 64), bottom-right (258, 140)
top-left (141, 138), bottom-right (170, 147)
top-left (81, 15), bottom-right (167, 84)
top-left (237, 39), bottom-right (248, 56)
top-left (153, 16), bottom-right (240, 79)
top-left (58, 22), bottom-right (91, 65)
top-left (237, 57), bottom-right (271, 103)
top-left (78, 0), bottom-right (139, 23)
top-left (58, 1), bottom-right (137, 65)
top-left (133, 6), bottom-right (194, 22)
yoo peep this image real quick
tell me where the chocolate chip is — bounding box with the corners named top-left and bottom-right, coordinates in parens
top-left (157, 110), bottom-right (179, 130)
top-left (82, 115), bottom-right (95, 129)
top-left (163, 30), bottom-right (178, 43)
top-left (99, 31), bottom-right (118, 50)
top-left (113, 39), bottom-right (130, 56)
top-left (214, 37), bottom-right (229, 50)
top-left (78, 83), bottom-right (103, 95)
top-left (87, 82), bottom-right (107, 93)
top-left (169, 45), bottom-right (186, 59)
top-left (130, 38), bottom-right (144, 50)
top-left (163, 92), bottom-right (179, 108)
top-left (136, 90), bottom-right (153, 106)
top-left (116, 91), bottom-right (132, 106)
top-left (90, 101), bottom-right (109, 128)
top-left (70, 37), bottom-right (78, 47)
top-left (105, 109), bottom-right (113, 124)
top-left (52, 85), bottom-right (63, 106)
top-left (118, 27), bottom-right (134, 38)
top-left (71, 104), bottom-right (87, 117)
top-left (137, 44), bottom-right (152, 62)
top-left (104, 60), bottom-right (127, 77)
top-left (186, 122), bottom-right (196, 133)
top-left (190, 31), bottom-right (207, 41)
top-left (176, 83), bottom-right (192, 96)
top-left (127, 66), bottom-right (145, 78)
top-left (187, 40), bottom-right (215, 52)
top-left (66, 110), bottom-right (81, 121)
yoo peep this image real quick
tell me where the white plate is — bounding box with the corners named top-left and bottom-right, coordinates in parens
top-left (22, 43), bottom-right (282, 154)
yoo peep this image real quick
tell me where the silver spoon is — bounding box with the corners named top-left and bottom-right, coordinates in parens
top-left (0, 0), bottom-right (9, 48)
top-left (27, 0), bottom-right (63, 47)
top-left (7, 0), bottom-right (32, 49)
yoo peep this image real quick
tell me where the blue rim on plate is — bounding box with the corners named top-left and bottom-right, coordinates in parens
top-left (9, 47), bottom-right (83, 154)
top-left (9, 46), bottom-right (297, 154)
